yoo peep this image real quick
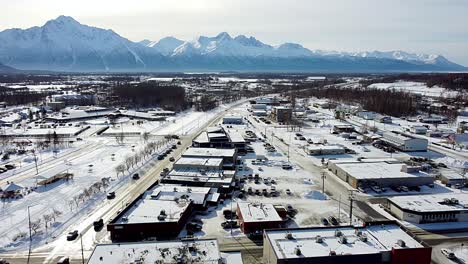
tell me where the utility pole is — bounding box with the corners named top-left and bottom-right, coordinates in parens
top-left (321, 172), bottom-right (326, 194)
top-left (349, 190), bottom-right (356, 225)
top-left (338, 195), bottom-right (341, 222)
top-left (80, 233), bottom-right (85, 264)
top-left (27, 206), bottom-right (32, 264)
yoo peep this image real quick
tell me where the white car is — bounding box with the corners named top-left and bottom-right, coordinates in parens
top-left (441, 248), bottom-right (456, 260)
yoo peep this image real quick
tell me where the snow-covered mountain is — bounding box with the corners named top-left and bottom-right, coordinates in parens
top-left (0, 16), bottom-right (465, 72)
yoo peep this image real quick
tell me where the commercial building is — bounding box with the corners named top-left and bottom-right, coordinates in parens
top-left (182, 147), bottom-right (237, 170)
top-left (382, 131), bottom-right (428, 152)
top-left (327, 158), bottom-right (434, 188)
top-left (223, 116), bottom-right (243, 125)
top-left (263, 222), bottom-right (431, 264)
top-left (173, 157), bottom-right (223, 171)
top-left (236, 202), bottom-right (284, 234)
top-left (307, 145), bottom-right (346, 156)
top-left (162, 168), bottom-right (235, 191)
top-left (409, 126), bottom-right (428, 135)
top-left (332, 124), bottom-right (355, 133)
top-left (192, 127), bottom-right (246, 153)
top-left (148, 184), bottom-right (216, 210)
top-left (87, 239), bottom-right (224, 264)
top-left (271, 106), bottom-right (292, 123)
top-left (107, 194), bottom-right (192, 241)
top-left (387, 193), bottom-right (468, 224)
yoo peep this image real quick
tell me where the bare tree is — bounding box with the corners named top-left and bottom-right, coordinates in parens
top-left (31, 219), bottom-right (42, 235)
top-left (142, 132), bottom-right (150, 143)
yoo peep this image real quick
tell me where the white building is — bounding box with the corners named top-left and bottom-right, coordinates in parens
top-left (410, 126), bottom-right (428, 135)
top-left (307, 145), bottom-right (346, 156)
top-left (382, 131), bottom-right (428, 152)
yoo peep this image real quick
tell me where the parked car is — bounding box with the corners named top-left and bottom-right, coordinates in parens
top-left (169, 157), bottom-right (175, 162)
top-left (286, 189), bottom-right (292, 195)
top-left (57, 257), bottom-right (70, 264)
top-left (328, 216), bottom-right (339, 226)
top-left (221, 220), bottom-right (238, 229)
top-left (157, 155), bottom-right (165, 160)
top-left (282, 164), bottom-right (292, 170)
top-left (132, 173), bottom-right (140, 180)
top-left (93, 219), bottom-right (104, 231)
top-left (441, 248), bottom-right (456, 260)
top-left (186, 222), bottom-right (202, 232)
top-left (107, 192), bottom-right (116, 199)
top-left (4, 164), bottom-right (15, 170)
top-left (321, 218), bottom-right (329, 226)
top-left (66, 230), bottom-right (79, 241)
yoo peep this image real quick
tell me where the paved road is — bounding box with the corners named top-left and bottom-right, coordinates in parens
top-left (0, 100), bottom-right (250, 264)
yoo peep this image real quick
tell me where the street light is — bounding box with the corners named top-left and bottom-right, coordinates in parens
top-left (348, 190), bottom-right (356, 225)
top-left (321, 171), bottom-right (326, 194)
top-left (27, 203), bottom-right (40, 264)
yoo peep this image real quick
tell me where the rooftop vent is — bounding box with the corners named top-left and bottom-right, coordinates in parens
top-left (359, 234), bottom-right (368, 242)
top-left (335, 230), bottom-right (343, 237)
top-left (397, 239), bottom-right (406, 247)
top-left (329, 251), bottom-right (336, 256)
top-left (355, 230), bottom-right (362, 236)
top-left (285, 232), bottom-right (294, 240)
top-left (339, 236), bottom-right (348, 244)
top-left (157, 214), bottom-right (167, 221)
top-left (294, 247), bottom-right (302, 256)
top-left (315, 235), bottom-right (323, 243)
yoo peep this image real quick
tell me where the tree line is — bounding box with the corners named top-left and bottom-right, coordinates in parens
top-left (0, 86), bottom-right (50, 105)
top-left (111, 82), bottom-right (189, 111)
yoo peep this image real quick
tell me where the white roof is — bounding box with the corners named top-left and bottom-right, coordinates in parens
top-left (149, 185), bottom-right (211, 205)
top-left (307, 145), bottom-right (345, 151)
top-left (3, 182), bottom-right (23, 192)
top-left (330, 159), bottom-right (429, 180)
top-left (390, 193), bottom-right (468, 213)
top-left (226, 130), bottom-right (245, 143)
top-left (175, 157), bottom-right (223, 167)
top-left (265, 224), bottom-right (423, 260)
top-left (115, 199), bottom-right (190, 224)
top-left (183, 148), bottom-right (236, 158)
top-left (88, 239), bottom-right (222, 264)
top-left (237, 202), bottom-right (282, 223)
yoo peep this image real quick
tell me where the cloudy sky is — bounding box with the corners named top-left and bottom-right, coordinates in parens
top-left (2, 0), bottom-right (468, 65)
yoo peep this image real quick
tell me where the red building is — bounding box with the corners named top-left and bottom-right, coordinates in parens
top-left (237, 202), bottom-right (284, 234)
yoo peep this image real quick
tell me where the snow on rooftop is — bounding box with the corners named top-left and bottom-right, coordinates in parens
top-left (88, 239), bottom-right (222, 264)
top-left (183, 148), bottom-right (236, 158)
top-left (390, 193), bottom-right (468, 213)
top-left (237, 202), bottom-right (282, 223)
top-left (175, 157), bottom-right (223, 167)
top-left (265, 224), bottom-right (423, 259)
top-left (115, 199), bottom-right (190, 224)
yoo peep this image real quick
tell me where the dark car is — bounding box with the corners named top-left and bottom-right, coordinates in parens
top-left (66, 230), bottom-right (79, 241)
top-left (186, 222), bottom-right (202, 232)
top-left (248, 230), bottom-right (263, 239)
top-left (93, 219), bottom-right (104, 231)
top-left (157, 155), bottom-right (165, 160)
top-left (221, 220), bottom-right (238, 229)
top-left (177, 141), bottom-right (181, 145)
top-left (328, 216), bottom-right (339, 226)
top-left (171, 145), bottom-right (177, 149)
top-left (132, 173), bottom-right (140, 180)
top-left (171, 135), bottom-right (180, 139)
top-left (321, 218), bottom-right (329, 226)
top-left (106, 192), bottom-right (116, 199)
top-left (169, 157), bottom-right (175, 162)
top-left (4, 164), bottom-right (15, 170)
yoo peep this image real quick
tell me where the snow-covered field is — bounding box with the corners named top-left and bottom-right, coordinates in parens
top-left (368, 81), bottom-right (458, 98)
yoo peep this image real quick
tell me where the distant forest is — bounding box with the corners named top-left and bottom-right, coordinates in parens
top-left (359, 73), bottom-right (468, 91)
top-left (278, 84), bottom-right (418, 117)
top-left (0, 86), bottom-right (49, 105)
top-left (112, 82), bottom-right (188, 111)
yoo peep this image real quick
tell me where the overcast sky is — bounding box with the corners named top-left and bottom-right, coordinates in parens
top-left (2, 0), bottom-right (468, 65)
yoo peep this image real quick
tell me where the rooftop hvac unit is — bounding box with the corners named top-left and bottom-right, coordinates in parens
top-left (451, 198), bottom-right (459, 204)
top-left (157, 214), bottom-right (167, 221)
top-left (160, 210), bottom-right (166, 215)
top-left (315, 235), bottom-right (323, 243)
top-left (359, 234), bottom-right (368, 242)
top-left (355, 230), bottom-right (362, 236)
top-left (329, 251), bottom-right (336, 256)
top-left (335, 230), bottom-right (343, 237)
top-left (339, 236), bottom-right (348, 244)
top-left (397, 239), bottom-right (406, 247)
top-left (285, 232), bottom-right (294, 240)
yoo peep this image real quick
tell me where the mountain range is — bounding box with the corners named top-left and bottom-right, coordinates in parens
top-left (0, 16), bottom-right (465, 72)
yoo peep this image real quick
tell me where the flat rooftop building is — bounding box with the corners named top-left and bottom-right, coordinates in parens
top-left (107, 195), bottom-right (192, 241)
top-left (237, 202), bottom-right (284, 234)
top-left (88, 239), bottom-right (223, 264)
top-left (387, 193), bottom-right (468, 224)
top-left (382, 131), bottom-right (428, 152)
top-left (328, 158), bottom-right (434, 188)
top-left (263, 223), bottom-right (431, 264)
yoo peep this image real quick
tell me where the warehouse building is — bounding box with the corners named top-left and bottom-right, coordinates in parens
top-left (263, 222), bottom-right (431, 264)
top-left (271, 106), bottom-right (292, 123)
top-left (223, 115), bottom-right (243, 124)
top-left (107, 194), bottom-right (192, 241)
top-left (148, 184), bottom-right (216, 210)
top-left (237, 202), bottom-right (284, 234)
top-left (307, 145), bottom-right (346, 156)
top-left (88, 239), bottom-right (224, 264)
top-left (182, 147), bottom-right (237, 170)
top-left (192, 127), bottom-right (246, 153)
top-left (382, 131), bottom-right (428, 152)
top-left (327, 158), bottom-right (434, 188)
top-left (387, 193), bottom-right (468, 224)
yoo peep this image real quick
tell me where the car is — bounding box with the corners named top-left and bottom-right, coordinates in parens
top-left (328, 216), bottom-right (339, 225)
top-left (107, 192), bottom-right (116, 199)
top-left (186, 222), bottom-right (202, 232)
top-left (221, 220), bottom-right (238, 229)
top-left (286, 189), bottom-right (292, 195)
top-left (93, 219), bottom-right (104, 231)
top-left (132, 173), bottom-right (140, 180)
top-left (248, 230), bottom-right (263, 239)
top-left (254, 179), bottom-right (260, 184)
top-left (177, 141), bottom-right (181, 145)
top-left (321, 218), bottom-right (329, 226)
top-left (171, 145), bottom-right (177, 149)
top-left (57, 257), bottom-right (70, 264)
top-left (4, 164), bottom-right (15, 170)
top-left (441, 248), bottom-right (456, 260)
top-left (157, 155), bottom-right (164, 160)
top-left (270, 186), bottom-right (276, 191)
top-left (255, 189), bottom-right (261, 195)
top-left (169, 157), bottom-right (175, 162)
top-left (270, 179), bottom-right (277, 184)
top-left (286, 204), bottom-right (294, 210)
top-left (282, 164), bottom-right (292, 170)
top-left (66, 230), bottom-right (79, 241)
top-left (163, 168), bottom-right (170, 173)
top-left (223, 209), bottom-right (237, 219)
top-left (171, 135), bottom-right (180, 139)
top-left (270, 191), bottom-right (279, 197)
